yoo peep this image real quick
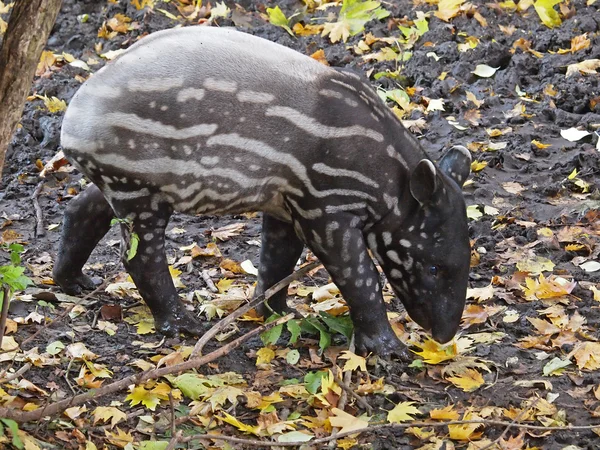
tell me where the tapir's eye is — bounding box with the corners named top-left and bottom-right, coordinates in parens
top-left (429, 265), bottom-right (439, 276)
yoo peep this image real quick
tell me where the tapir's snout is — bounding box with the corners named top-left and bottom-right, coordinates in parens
top-left (402, 293), bottom-right (465, 344)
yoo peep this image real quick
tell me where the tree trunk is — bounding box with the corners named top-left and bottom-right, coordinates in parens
top-left (0, 0), bottom-right (63, 179)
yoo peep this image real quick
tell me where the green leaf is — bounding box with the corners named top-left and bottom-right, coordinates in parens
top-left (301, 317), bottom-right (331, 351)
top-left (261, 315), bottom-right (283, 346)
top-left (543, 357), bottom-right (571, 376)
top-left (286, 349), bottom-right (300, 365)
top-left (322, 0), bottom-right (390, 43)
top-left (267, 6), bottom-right (294, 36)
top-left (287, 319), bottom-right (302, 345)
top-left (534, 0), bottom-right (563, 28)
top-left (127, 232), bottom-right (139, 261)
top-left (46, 341), bottom-right (65, 356)
top-left (319, 312), bottom-right (353, 339)
top-left (171, 373), bottom-right (212, 400)
top-left (1, 419), bottom-right (23, 449)
top-left (304, 370), bottom-right (328, 394)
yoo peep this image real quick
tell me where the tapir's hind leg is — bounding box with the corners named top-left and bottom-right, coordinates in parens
top-left (113, 199), bottom-right (204, 337)
top-left (254, 214), bottom-right (304, 316)
top-left (53, 184), bottom-right (114, 295)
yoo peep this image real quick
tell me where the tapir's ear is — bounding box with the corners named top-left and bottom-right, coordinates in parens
top-left (410, 159), bottom-right (438, 205)
top-left (438, 145), bottom-right (472, 188)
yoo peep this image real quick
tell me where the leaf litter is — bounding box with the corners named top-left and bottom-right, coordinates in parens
top-left (1, 0), bottom-right (600, 448)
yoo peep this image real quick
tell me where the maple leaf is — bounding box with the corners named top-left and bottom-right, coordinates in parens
top-left (93, 406), bottom-right (127, 428)
top-left (256, 347), bottom-right (275, 366)
top-left (104, 428), bottom-right (134, 448)
top-left (523, 274), bottom-right (576, 300)
top-left (534, 0), bottom-right (563, 28)
top-left (211, 223), bottom-right (245, 241)
top-left (430, 405), bottom-right (460, 420)
top-left (569, 342), bottom-right (600, 370)
top-left (322, 0), bottom-right (389, 43)
top-left (447, 368), bottom-right (485, 392)
top-left (411, 337), bottom-right (457, 364)
top-left (516, 256), bottom-right (555, 275)
top-left (191, 242), bottom-right (222, 258)
top-left (219, 411), bottom-right (260, 435)
top-left (387, 401), bottom-right (421, 423)
top-left (209, 386), bottom-right (245, 410)
top-left (447, 411), bottom-right (484, 440)
top-left (339, 351), bottom-right (367, 372)
top-left (566, 59), bottom-right (600, 77)
top-left (126, 385), bottom-right (162, 411)
top-left (435, 0), bottom-right (465, 22)
top-left (329, 408), bottom-right (370, 433)
top-left (267, 6), bottom-right (294, 36)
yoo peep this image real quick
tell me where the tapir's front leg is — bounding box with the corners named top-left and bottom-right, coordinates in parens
top-left (254, 214), bottom-right (304, 315)
top-left (303, 215), bottom-right (409, 358)
top-left (116, 203), bottom-right (204, 337)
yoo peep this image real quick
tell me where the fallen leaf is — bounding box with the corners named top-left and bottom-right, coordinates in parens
top-left (561, 127), bottom-right (591, 141)
top-left (387, 402), bottom-right (421, 423)
top-left (472, 64), bottom-right (499, 78)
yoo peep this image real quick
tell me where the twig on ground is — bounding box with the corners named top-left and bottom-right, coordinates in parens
top-left (191, 261), bottom-right (320, 358)
top-left (178, 419), bottom-right (600, 448)
top-left (479, 398), bottom-right (541, 450)
top-left (166, 430), bottom-right (182, 450)
top-left (201, 269), bottom-right (218, 293)
top-left (0, 362), bottom-right (31, 383)
top-left (0, 313), bottom-right (292, 422)
top-left (32, 180), bottom-right (46, 238)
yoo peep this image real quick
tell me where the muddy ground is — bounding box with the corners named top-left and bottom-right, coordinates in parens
top-left (1, 0), bottom-right (600, 449)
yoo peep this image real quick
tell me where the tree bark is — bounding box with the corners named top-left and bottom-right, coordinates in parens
top-left (0, 0), bottom-right (63, 179)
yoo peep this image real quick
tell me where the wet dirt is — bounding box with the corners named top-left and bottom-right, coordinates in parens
top-left (1, 0), bottom-right (600, 449)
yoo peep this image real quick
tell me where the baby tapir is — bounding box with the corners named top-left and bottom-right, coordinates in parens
top-left (54, 26), bottom-right (472, 357)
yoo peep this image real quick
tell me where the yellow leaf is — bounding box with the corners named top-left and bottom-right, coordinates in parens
top-left (35, 94), bottom-right (66, 113)
top-left (256, 347), bottom-right (275, 365)
top-left (125, 385), bottom-right (162, 410)
top-left (568, 342), bottom-right (600, 370)
top-left (215, 277), bottom-right (234, 293)
top-left (329, 408), bottom-right (369, 434)
top-left (36, 50), bottom-right (57, 76)
top-left (293, 22), bottom-right (324, 36)
top-left (532, 139), bottom-right (551, 149)
top-left (219, 411), bottom-right (260, 435)
top-left (387, 401), bottom-right (421, 423)
top-left (310, 49), bottom-right (329, 65)
top-left (104, 428), bottom-right (134, 448)
top-left (411, 337), bottom-right (457, 364)
top-left (448, 411), bottom-right (484, 440)
top-left (191, 242), bottom-right (222, 258)
top-left (527, 317), bottom-right (561, 335)
top-left (516, 256), bottom-right (555, 275)
top-left (435, 0), bottom-right (465, 22)
top-left (446, 368), bottom-right (485, 392)
top-left (534, 0), bottom-right (563, 28)
top-left (590, 286), bottom-right (600, 302)
top-left (523, 274), bottom-right (575, 300)
top-left (471, 160), bottom-right (488, 172)
top-left (430, 404), bottom-right (460, 420)
top-left (339, 351), bottom-right (367, 372)
top-left (93, 406), bottom-right (127, 428)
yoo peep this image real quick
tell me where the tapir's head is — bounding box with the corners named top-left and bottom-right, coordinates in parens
top-left (373, 146), bottom-right (472, 344)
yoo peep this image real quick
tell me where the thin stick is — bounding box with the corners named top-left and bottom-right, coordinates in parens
top-left (201, 269), bottom-right (218, 293)
top-left (0, 313), bottom-right (292, 423)
top-left (32, 180), bottom-right (46, 237)
top-left (191, 261), bottom-right (320, 358)
top-left (179, 419), bottom-right (600, 448)
top-left (0, 362), bottom-right (31, 383)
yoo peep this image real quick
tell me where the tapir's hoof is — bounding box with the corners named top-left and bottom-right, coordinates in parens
top-left (355, 330), bottom-right (412, 362)
top-left (54, 271), bottom-right (99, 295)
top-left (156, 308), bottom-right (204, 337)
